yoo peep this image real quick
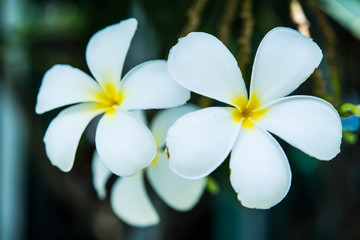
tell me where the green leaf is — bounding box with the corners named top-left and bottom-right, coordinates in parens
top-left (339, 102), bottom-right (360, 117)
top-left (206, 176), bottom-right (220, 195)
top-left (318, 0), bottom-right (360, 39)
top-left (343, 130), bottom-right (358, 144)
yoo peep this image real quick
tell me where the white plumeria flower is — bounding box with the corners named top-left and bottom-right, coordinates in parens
top-left (92, 106), bottom-right (206, 227)
top-left (166, 28), bottom-right (342, 209)
top-left (35, 18), bottom-right (189, 176)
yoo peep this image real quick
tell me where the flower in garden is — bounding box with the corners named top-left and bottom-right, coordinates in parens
top-left (92, 106), bottom-right (206, 227)
top-left (166, 28), bottom-right (342, 209)
top-left (35, 18), bottom-right (189, 176)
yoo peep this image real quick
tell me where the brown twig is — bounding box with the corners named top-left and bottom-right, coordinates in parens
top-left (311, 68), bottom-right (331, 102)
top-left (289, 0), bottom-right (328, 101)
top-left (218, 0), bottom-right (240, 45)
top-left (237, 0), bottom-right (254, 72)
top-left (179, 0), bottom-right (212, 108)
top-left (289, 0), bottom-right (311, 37)
top-left (306, 0), bottom-right (341, 105)
top-left (179, 0), bottom-right (208, 38)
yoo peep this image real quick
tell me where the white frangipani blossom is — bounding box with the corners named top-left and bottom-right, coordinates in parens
top-left (35, 18), bottom-right (189, 176)
top-left (166, 28), bottom-right (342, 209)
top-left (92, 106), bottom-right (206, 227)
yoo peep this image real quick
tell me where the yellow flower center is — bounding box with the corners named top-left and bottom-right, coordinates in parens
top-left (149, 138), bottom-right (160, 167)
top-left (232, 93), bottom-right (267, 128)
top-left (94, 81), bottom-right (124, 114)
top-left (150, 153), bottom-right (159, 167)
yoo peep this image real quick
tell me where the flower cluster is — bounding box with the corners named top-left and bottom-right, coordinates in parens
top-left (92, 106), bottom-right (205, 227)
top-left (36, 18), bottom-right (342, 226)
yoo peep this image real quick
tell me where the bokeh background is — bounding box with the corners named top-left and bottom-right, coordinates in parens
top-left (1, 0), bottom-right (360, 239)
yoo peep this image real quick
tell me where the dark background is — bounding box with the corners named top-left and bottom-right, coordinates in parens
top-left (1, 0), bottom-right (360, 239)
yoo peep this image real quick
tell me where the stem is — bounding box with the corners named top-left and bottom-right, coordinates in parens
top-left (179, 0), bottom-right (208, 38)
top-left (306, 0), bottom-right (341, 106)
top-left (289, 0), bottom-right (311, 37)
top-left (237, 0), bottom-right (254, 72)
top-left (218, 0), bottom-right (240, 45)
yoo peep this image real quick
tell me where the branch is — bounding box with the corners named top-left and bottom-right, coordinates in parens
top-left (218, 0), bottom-right (240, 45)
top-left (179, 0), bottom-right (208, 38)
top-left (306, 0), bottom-right (341, 105)
top-left (237, 0), bottom-right (254, 72)
top-left (289, 0), bottom-right (311, 37)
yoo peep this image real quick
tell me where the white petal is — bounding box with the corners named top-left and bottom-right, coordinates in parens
top-left (35, 65), bottom-right (102, 114)
top-left (256, 96), bottom-right (342, 160)
top-left (150, 104), bottom-right (198, 147)
top-left (167, 32), bottom-right (247, 106)
top-left (91, 151), bottom-right (112, 200)
top-left (130, 110), bottom-right (148, 126)
top-left (86, 18), bottom-right (137, 89)
top-left (250, 27), bottom-right (323, 105)
top-left (230, 126), bottom-right (291, 209)
top-left (167, 107), bottom-right (240, 179)
top-left (110, 173), bottom-right (159, 227)
top-left (44, 103), bottom-right (103, 172)
top-left (147, 153), bottom-right (206, 211)
top-left (120, 60), bottom-right (190, 110)
top-left (95, 109), bottom-right (156, 176)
